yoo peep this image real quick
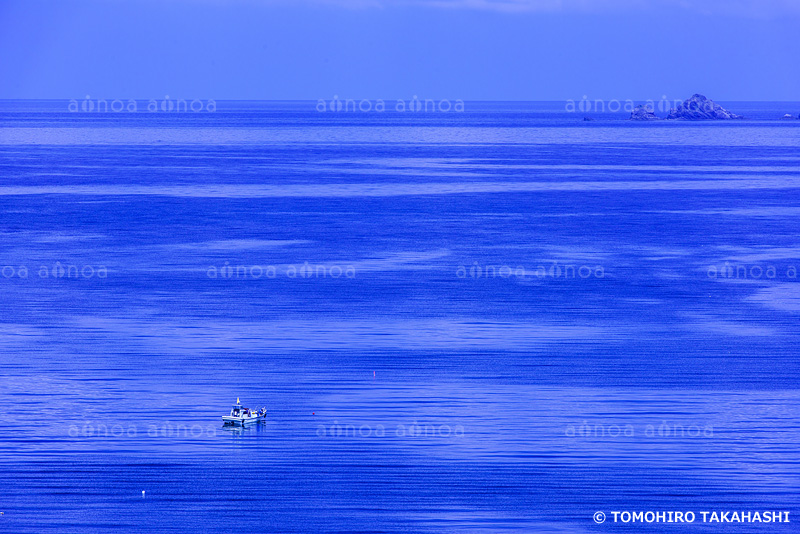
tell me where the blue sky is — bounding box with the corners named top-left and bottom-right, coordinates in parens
top-left (1, 0), bottom-right (797, 100)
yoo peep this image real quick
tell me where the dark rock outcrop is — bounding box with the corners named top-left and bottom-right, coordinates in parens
top-left (630, 105), bottom-right (659, 121)
top-left (667, 94), bottom-right (743, 120)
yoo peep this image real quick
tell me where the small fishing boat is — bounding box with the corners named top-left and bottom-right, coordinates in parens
top-left (222, 398), bottom-right (266, 426)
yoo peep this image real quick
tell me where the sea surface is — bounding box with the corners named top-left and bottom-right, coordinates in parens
top-left (0, 101), bottom-right (799, 533)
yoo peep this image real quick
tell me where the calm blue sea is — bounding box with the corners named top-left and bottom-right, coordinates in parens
top-left (1, 101), bottom-right (799, 533)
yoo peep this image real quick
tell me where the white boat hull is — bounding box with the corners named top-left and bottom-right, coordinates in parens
top-left (222, 414), bottom-right (266, 426)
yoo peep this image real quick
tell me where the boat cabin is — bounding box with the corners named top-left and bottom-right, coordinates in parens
top-left (230, 404), bottom-right (251, 417)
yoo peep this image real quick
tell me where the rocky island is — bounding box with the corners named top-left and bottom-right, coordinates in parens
top-left (630, 105), bottom-right (660, 121)
top-left (666, 94), bottom-right (743, 120)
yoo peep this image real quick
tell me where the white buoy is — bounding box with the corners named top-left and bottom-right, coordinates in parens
top-left (142, 491), bottom-right (145, 498)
